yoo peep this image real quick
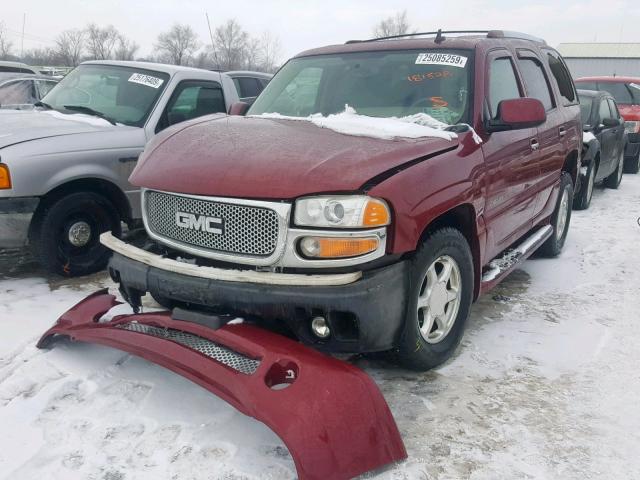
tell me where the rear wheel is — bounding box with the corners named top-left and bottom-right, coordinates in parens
top-left (573, 159), bottom-right (595, 210)
top-left (539, 172), bottom-right (573, 257)
top-left (32, 192), bottom-right (121, 277)
top-left (396, 228), bottom-right (474, 371)
top-left (605, 152), bottom-right (624, 189)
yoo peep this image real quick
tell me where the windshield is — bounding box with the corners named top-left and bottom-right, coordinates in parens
top-left (579, 95), bottom-right (593, 124)
top-left (42, 64), bottom-right (169, 127)
top-left (248, 49), bottom-right (473, 125)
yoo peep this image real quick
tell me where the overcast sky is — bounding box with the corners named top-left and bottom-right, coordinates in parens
top-left (2, 0), bottom-right (639, 62)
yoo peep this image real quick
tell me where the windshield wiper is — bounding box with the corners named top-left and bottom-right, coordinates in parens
top-left (34, 101), bottom-right (53, 110)
top-left (63, 105), bottom-right (117, 125)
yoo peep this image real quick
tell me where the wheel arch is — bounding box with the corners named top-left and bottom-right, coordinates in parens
top-left (416, 203), bottom-right (481, 300)
top-left (30, 178), bottom-right (131, 240)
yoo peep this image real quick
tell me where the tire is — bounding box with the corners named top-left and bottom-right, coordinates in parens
top-left (32, 192), bottom-right (121, 277)
top-left (539, 172), bottom-right (573, 258)
top-left (573, 159), bottom-right (595, 211)
top-left (623, 152), bottom-right (640, 174)
top-left (605, 152), bottom-right (624, 189)
top-left (396, 228), bottom-right (474, 371)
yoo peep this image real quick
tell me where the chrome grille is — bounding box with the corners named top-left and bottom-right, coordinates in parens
top-left (145, 190), bottom-right (279, 257)
top-left (117, 322), bottom-right (260, 375)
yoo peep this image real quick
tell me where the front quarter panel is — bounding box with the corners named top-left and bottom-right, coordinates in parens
top-left (368, 132), bottom-right (485, 255)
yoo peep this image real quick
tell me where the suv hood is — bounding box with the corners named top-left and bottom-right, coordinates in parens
top-left (131, 115), bottom-right (459, 199)
top-left (0, 109), bottom-right (125, 149)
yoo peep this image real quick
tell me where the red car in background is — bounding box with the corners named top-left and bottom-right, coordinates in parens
top-left (575, 76), bottom-right (640, 173)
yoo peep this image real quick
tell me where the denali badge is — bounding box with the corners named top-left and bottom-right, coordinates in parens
top-left (175, 212), bottom-right (224, 235)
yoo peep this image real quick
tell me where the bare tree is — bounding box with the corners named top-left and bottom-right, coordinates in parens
top-left (213, 19), bottom-right (248, 71)
top-left (257, 31), bottom-right (281, 73)
top-left (115, 35), bottom-right (139, 61)
top-left (0, 23), bottom-right (13, 60)
top-left (372, 10), bottom-right (412, 38)
top-left (85, 24), bottom-right (120, 60)
top-left (55, 29), bottom-right (84, 66)
top-left (23, 48), bottom-right (59, 66)
top-left (155, 24), bottom-right (199, 65)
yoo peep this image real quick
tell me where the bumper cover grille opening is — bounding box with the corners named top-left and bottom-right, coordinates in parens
top-left (116, 322), bottom-right (260, 375)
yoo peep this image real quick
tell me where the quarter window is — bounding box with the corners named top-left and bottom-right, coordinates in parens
top-left (546, 52), bottom-right (577, 105)
top-left (517, 58), bottom-right (554, 111)
top-left (489, 57), bottom-right (521, 118)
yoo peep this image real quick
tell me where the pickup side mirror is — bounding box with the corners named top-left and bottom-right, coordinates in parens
top-left (229, 101), bottom-right (250, 116)
top-left (601, 117), bottom-right (620, 128)
top-left (487, 98), bottom-right (546, 132)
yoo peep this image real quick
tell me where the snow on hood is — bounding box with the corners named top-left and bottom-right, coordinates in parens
top-left (251, 105), bottom-right (460, 142)
top-left (41, 109), bottom-right (119, 127)
top-left (583, 131), bottom-right (596, 144)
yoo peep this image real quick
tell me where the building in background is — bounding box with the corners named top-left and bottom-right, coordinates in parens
top-left (557, 43), bottom-right (640, 78)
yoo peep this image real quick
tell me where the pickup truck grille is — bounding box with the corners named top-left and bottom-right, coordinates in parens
top-left (144, 190), bottom-right (280, 257)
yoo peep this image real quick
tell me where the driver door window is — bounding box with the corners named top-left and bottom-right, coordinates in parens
top-left (157, 81), bottom-right (225, 133)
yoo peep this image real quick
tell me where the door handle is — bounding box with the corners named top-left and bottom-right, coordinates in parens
top-left (559, 127), bottom-right (566, 137)
top-left (530, 139), bottom-right (539, 151)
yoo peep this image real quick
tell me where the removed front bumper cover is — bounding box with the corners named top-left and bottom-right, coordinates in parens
top-left (38, 290), bottom-right (407, 480)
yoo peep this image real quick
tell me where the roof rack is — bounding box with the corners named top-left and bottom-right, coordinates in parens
top-left (346, 29), bottom-right (546, 45)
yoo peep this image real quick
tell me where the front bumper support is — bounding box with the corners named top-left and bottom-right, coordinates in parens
top-left (0, 197), bottom-right (39, 248)
top-left (38, 290), bottom-right (407, 480)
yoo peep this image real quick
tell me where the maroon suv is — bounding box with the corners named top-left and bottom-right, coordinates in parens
top-left (104, 30), bottom-right (581, 370)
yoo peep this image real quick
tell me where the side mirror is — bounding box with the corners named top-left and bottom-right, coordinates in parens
top-left (487, 98), bottom-right (546, 132)
top-left (228, 101), bottom-right (250, 116)
top-left (602, 117), bottom-right (620, 128)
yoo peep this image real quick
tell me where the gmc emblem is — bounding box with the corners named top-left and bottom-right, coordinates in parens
top-left (175, 211), bottom-right (224, 235)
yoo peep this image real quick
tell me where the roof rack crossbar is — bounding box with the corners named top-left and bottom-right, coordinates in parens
top-left (346, 29), bottom-right (545, 45)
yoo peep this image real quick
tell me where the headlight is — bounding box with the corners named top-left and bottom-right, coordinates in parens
top-left (624, 120), bottom-right (640, 134)
top-left (294, 196), bottom-right (390, 228)
top-left (0, 164), bottom-right (11, 190)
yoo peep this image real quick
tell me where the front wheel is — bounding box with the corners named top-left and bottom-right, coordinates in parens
top-left (605, 152), bottom-right (624, 189)
top-left (32, 192), bottom-right (122, 277)
top-left (573, 160), bottom-right (595, 211)
top-left (396, 228), bottom-right (474, 371)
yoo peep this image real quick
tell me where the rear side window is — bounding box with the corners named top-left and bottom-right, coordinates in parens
top-left (546, 52), bottom-right (577, 105)
top-left (579, 95), bottom-right (593, 124)
top-left (489, 57), bottom-right (521, 118)
top-left (233, 77), bottom-right (262, 99)
top-left (517, 58), bottom-right (554, 111)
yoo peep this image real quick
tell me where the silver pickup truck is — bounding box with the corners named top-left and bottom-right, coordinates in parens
top-left (0, 60), bottom-right (270, 276)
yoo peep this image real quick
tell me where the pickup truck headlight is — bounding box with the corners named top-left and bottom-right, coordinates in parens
top-left (625, 120), bottom-right (640, 134)
top-left (294, 196), bottom-right (390, 228)
top-left (0, 164), bottom-right (11, 189)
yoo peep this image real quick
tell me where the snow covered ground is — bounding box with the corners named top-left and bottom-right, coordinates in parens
top-left (1, 175), bottom-right (639, 480)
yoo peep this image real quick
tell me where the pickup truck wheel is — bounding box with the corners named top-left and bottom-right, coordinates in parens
top-left (573, 160), bottom-right (595, 210)
top-left (605, 152), bottom-right (624, 189)
top-left (396, 228), bottom-right (474, 371)
top-left (33, 192), bottom-right (121, 277)
top-left (539, 172), bottom-right (573, 258)
top-left (623, 152), bottom-right (640, 174)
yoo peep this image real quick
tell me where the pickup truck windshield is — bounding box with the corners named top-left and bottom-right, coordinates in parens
top-left (248, 49), bottom-right (473, 125)
top-left (42, 64), bottom-right (169, 127)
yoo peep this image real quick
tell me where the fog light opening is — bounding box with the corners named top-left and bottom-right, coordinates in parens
top-left (311, 316), bottom-right (331, 339)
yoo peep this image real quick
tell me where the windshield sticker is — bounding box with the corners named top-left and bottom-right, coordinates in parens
top-left (415, 53), bottom-right (467, 68)
top-left (128, 73), bottom-right (164, 89)
top-left (430, 96), bottom-right (449, 108)
top-left (408, 70), bottom-right (453, 82)
top-left (630, 83), bottom-right (640, 91)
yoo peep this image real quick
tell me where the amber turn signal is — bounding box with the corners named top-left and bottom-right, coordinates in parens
top-left (363, 199), bottom-right (390, 227)
top-left (299, 236), bottom-right (379, 259)
top-left (0, 164), bottom-right (11, 190)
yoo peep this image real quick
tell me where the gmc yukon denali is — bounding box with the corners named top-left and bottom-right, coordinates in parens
top-left (103, 31), bottom-right (581, 370)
